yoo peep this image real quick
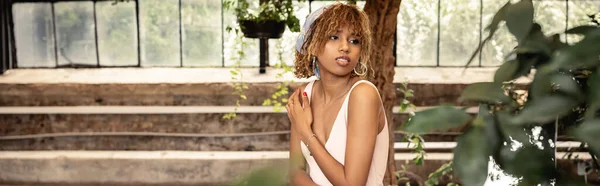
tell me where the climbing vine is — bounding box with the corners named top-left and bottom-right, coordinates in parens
top-left (223, 27), bottom-right (251, 120)
top-left (262, 39), bottom-right (294, 112)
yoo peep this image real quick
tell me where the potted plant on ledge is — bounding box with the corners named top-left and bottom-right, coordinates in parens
top-left (223, 0), bottom-right (304, 73)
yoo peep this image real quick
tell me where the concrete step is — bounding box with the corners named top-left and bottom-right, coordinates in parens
top-left (0, 67), bottom-right (520, 107)
top-left (0, 106), bottom-right (477, 151)
top-left (0, 81), bottom-right (476, 107)
top-left (0, 151), bottom-right (595, 186)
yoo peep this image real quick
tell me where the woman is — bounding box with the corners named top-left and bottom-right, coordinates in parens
top-left (286, 3), bottom-right (389, 186)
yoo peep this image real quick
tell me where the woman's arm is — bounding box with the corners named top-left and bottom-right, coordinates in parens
top-left (289, 84), bottom-right (318, 186)
top-left (290, 126), bottom-right (318, 186)
top-left (301, 83), bottom-right (381, 185)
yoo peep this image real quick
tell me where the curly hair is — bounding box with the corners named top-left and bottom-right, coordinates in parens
top-left (294, 3), bottom-right (372, 79)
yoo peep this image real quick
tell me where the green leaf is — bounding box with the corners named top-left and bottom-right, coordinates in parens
top-left (565, 25), bottom-right (600, 35)
top-left (262, 99), bottom-right (271, 106)
top-left (401, 101), bottom-right (409, 112)
top-left (464, 1), bottom-right (510, 67)
top-left (480, 105), bottom-right (502, 154)
top-left (586, 70), bottom-right (600, 118)
top-left (516, 23), bottom-right (550, 56)
top-left (405, 90), bottom-right (414, 98)
top-left (499, 145), bottom-right (556, 183)
top-left (530, 72), bottom-right (553, 99)
top-left (542, 29), bottom-right (600, 72)
top-left (548, 34), bottom-right (570, 52)
top-left (485, 1), bottom-right (511, 35)
top-left (572, 119), bottom-right (600, 156)
top-left (453, 126), bottom-right (489, 186)
top-left (552, 74), bottom-right (582, 97)
top-left (427, 161), bottom-right (453, 185)
top-left (496, 112), bottom-right (530, 143)
top-left (513, 95), bottom-right (579, 124)
top-left (404, 106), bottom-right (472, 133)
top-left (494, 60), bottom-right (520, 83)
top-left (458, 82), bottom-right (511, 103)
top-left (505, 0), bottom-right (534, 42)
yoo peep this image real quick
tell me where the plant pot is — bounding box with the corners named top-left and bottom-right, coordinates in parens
top-left (239, 20), bottom-right (286, 39)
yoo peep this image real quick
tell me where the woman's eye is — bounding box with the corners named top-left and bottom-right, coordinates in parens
top-left (350, 39), bottom-right (360, 44)
top-left (329, 36), bottom-right (338, 40)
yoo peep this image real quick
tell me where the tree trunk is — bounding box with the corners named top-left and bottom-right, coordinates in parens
top-left (363, 0), bottom-right (401, 185)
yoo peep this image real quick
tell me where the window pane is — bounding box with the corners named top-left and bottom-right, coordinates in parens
top-left (533, 1), bottom-right (566, 37)
top-left (54, 2), bottom-right (97, 66)
top-left (223, 4), bottom-right (259, 67)
top-left (140, 0), bottom-right (179, 66)
top-left (567, 0), bottom-right (600, 44)
top-left (96, 1), bottom-right (138, 66)
top-left (12, 3), bottom-right (56, 68)
top-left (182, 0), bottom-right (222, 67)
top-left (396, 0), bottom-right (438, 66)
top-left (482, 0), bottom-right (567, 66)
top-left (439, 0), bottom-right (481, 66)
top-left (481, 0), bottom-right (517, 66)
top-left (269, 1), bottom-right (309, 67)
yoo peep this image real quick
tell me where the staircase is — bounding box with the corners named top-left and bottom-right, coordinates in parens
top-left (3, 67), bottom-right (591, 185)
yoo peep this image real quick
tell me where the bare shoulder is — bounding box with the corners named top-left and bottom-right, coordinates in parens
top-left (349, 81), bottom-right (381, 103)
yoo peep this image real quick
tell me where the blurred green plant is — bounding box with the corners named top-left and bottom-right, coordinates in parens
top-left (229, 164), bottom-right (287, 186)
top-left (396, 81), bottom-right (459, 186)
top-left (404, 0), bottom-right (600, 185)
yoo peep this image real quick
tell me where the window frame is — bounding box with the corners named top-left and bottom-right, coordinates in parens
top-left (5, 0), bottom-right (594, 69)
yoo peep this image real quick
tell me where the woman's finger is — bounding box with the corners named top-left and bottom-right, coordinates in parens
top-left (301, 91), bottom-right (310, 109)
top-left (287, 89), bottom-right (296, 104)
top-left (292, 88), bottom-right (300, 103)
top-left (293, 90), bottom-right (303, 110)
top-left (286, 104), bottom-right (292, 119)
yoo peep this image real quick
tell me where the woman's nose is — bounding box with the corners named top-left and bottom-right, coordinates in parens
top-left (339, 42), bottom-right (349, 53)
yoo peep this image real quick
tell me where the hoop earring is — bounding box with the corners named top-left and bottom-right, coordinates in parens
top-left (312, 56), bottom-right (320, 79)
top-left (354, 62), bottom-right (367, 76)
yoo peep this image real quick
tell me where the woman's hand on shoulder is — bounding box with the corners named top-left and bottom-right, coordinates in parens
top-left (286, 87), bottom-right (313, 142)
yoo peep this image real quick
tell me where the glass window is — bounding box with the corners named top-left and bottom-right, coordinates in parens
top-left (481, 0), bottom-right (517, 66)
top-left (396, 0), bottom-right (438, 66)
top-left (439, 0), bottom-right (481, 66)
top-left (54, 2), bottom-right (97, 67)
top-left (269, 1), bottom-right (309, 67)
top-left (534, 0), bottom-right (567, 38)
top-left (12, 3), bottom-right (56, 68)
top-left (139, 0), bottom-right (180, 66)
top-left (182, 0), bottom-right (222, 67)
top-left (96, 1), bottom-right (138, 66)
top-left (223, 2), bottom-right (259, 67)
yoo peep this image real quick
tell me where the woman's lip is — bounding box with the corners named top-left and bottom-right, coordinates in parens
top-left (336, 56), bottom-right (351, 61)
top-left (336, 59), bottom-right (350, 67)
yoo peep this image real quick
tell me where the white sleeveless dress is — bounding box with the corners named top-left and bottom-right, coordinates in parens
top-left (300, 80), bottom-right (390, 186)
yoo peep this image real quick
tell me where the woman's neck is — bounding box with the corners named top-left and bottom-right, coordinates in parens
top-left (317, 75), bottom-right (355, 105)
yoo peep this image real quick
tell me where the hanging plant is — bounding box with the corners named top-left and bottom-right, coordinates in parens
top-left (223, 0), bottom-right (304, 39)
